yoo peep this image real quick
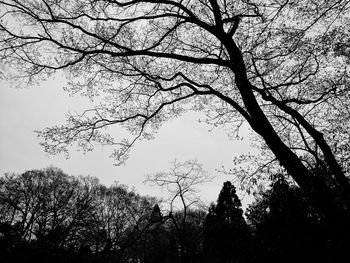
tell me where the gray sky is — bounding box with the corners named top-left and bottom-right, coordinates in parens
top-left (0, 76), bottom-right (254, 205)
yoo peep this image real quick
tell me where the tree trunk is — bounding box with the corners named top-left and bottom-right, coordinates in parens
top-left (222, 36), bottom-right (350, 222)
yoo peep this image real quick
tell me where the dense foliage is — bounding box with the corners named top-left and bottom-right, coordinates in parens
top-left (246, 176), bottom-right (350, 263)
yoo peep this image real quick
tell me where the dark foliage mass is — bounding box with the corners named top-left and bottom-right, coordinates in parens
top-left (1, 168), bottom-right (350, 263)
top-left (246, 176), bottom-right (350, 263)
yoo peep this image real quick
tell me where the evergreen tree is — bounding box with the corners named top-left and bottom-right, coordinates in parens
top-left (203, 181), bottom-right (250, 263)
top-left (150, 204), bottom-right (162, 224)
top-left (215, 181), bottom-right (246, 226)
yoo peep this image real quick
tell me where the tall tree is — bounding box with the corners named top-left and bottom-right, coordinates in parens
top-left (203, 181), bottom-right (250, 263)
top-left (215, 181), bottom-right (246, 226)
top-left (0, 0), bottom-right (349, 219)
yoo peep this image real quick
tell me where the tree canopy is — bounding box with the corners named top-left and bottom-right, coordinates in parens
top-left (1, 0), bottom-right (350, 219)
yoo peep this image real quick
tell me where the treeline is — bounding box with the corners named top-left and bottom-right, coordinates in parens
top-left (0, 168), bottom-right (349, 263)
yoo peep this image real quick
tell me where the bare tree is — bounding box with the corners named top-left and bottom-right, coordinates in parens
top-left (145, 159), bottom-right (211, 263)
top-left (145, 160), bottom-right (212, 212)
top-left (79, 182), bottom-right (157, 254)
top-left (0, 168), bottom-right (96, 247)
top-left (0, 0), bottom-right (350, 219)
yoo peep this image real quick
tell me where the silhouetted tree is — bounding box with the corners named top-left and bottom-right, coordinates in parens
top-left (145, 160), bottom-right (212, 263)
top-left (203, 181), bottom-right (250, 263)
top-left (0, 168), bottom-right (101, 262)
top-left (0, 168), bottom-right (94, 248)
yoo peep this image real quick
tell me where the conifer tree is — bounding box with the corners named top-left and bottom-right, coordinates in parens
top-left (203, 181), bottom-right (250, 263)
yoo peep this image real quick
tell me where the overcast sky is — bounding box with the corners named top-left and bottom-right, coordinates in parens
top-left (0, 76), bottom-right (254, 206)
